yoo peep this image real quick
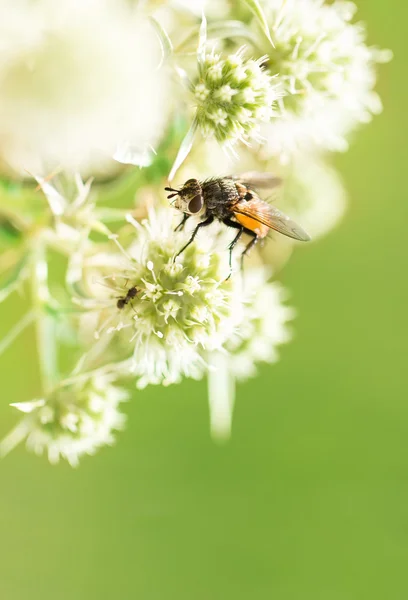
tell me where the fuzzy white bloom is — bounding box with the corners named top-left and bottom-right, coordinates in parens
top-left (0, 0), bottom-right (169, 174)
top-left (194, 49), bottom-right (279, 147)
top-left (83, 209), bottom-right (245, 388)
top-left (0, 376), bottom-right (128, 467)
top-left (276, 155), bottom-right (347, 240)
top-left (258, 0), bottom-right (392, 160)
top-left (224, 270), bottom-right (295, 380)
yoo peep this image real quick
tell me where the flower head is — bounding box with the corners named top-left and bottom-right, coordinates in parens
top-left (0, 376), bottom-right (128, 467)
top-left (194, 49), bottom-right (279, 146)
top-left (224, 270), bottom-right (295, 380)
top-left (84, 209), bottom-right (244, 388)
top-left (258, 0), bottom-right (392, 159)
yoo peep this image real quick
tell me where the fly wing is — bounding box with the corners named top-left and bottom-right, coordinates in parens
top-left (233, 198), bottom-right (311, 242)
top-left (232, 172), bottom-right (282, 190)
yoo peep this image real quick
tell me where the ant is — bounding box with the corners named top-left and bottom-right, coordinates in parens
top-left (116, 285), bottom-right (138, 310)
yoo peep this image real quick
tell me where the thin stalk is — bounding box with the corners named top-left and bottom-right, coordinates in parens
top-left (207, 351), bottom-right (235, 442)
top-left (31, 241), bottom-right (59, 394)
top-left (57, 359), bottom-right (131, 389)
top-left (0, 309), bottom-right (35, 356)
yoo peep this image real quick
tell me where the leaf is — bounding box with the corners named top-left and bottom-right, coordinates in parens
top-left (65, 228), bottom-right (91, 292)
top-left (69, 174), bottom-right (94, 213)
top-left (175, 66), bottom-right (193, 91)
top-left (31, 173), bottom-right (67, 216)
top-left (168, 120), bottom-right (198, 182)
top-left (113, 143), bottom-right (155, 167)
top-left (0, 421), bottom-right (30, 458)
top-left (0, 253), bottom-right (29, 303)
top-left (176, 20), bottom-right (256, 53)
top-left (36, 310), bottom-right (60, 391)
top-left (197, 9), bottom-right (207, 64)
top-left (207, 20), bottom-right (258, 44)
top-left (10, 399), bottom-right (45, 414)
top-left (149, 17), bottom-right (173, 68)
top-left (0, 217), bottom-right (22, 247)
top-left (243, 0), bottom-right (275, 48)
top-left (0, 309), bottom-right (35, 357)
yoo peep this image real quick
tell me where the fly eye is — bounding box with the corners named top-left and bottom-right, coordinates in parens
top-left (188, 194), bottom-right (203, 214)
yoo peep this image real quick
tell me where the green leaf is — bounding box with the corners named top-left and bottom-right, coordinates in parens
top-left (0, 253), bottom-right (29, 303)
top-left (0, 217), bottom-right (22, 247)
top-left (176, 21), bottom-right (256, 53)
top-left (0, 309), bottom-right (35, 357)
top-left (207, 20), bottom-right (258, 44)
top-left (168, 120), bottom-right (198, 182)
top-left (149, 17), bottom-right (173, 68)
top-left (175, 65), bottom-right (193, 91)
top-left (113, 143), bottom-right (155, 167)
top-left (197, 10), bottom-right (207, 64)
top-left (32, 174), bottom-right (67, 217)
top-left (243, 0), bottom-right (275, 48)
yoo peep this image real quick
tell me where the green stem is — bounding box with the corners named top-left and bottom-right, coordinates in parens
top-left (207, 351), bottom-right (235, 442)
top-left (57, 359), bottom-right (131, 389)
top-left (0, 309), bottom-right (36, 356)
top-left (31, 240), bottom-right (59, 394)
top-left (96, 167), bottom-right (145, 207)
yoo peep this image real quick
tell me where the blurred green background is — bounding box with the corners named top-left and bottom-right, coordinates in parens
top-left (0, 2), bottom-right (406, 598)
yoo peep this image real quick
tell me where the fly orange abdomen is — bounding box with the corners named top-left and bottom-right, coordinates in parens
top-left (234, 213), bottom-right (270, 238)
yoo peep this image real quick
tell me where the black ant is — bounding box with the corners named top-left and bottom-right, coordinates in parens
top-left (116, 285), bottom-right (138, 310)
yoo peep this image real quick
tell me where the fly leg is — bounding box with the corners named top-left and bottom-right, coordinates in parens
top-left (174, 213), bottom-right (190, 232)
top-left (222, 218), bottom-right (254, 280)
top-left (174, 216), bottom-right (214, 261)
top-left (240, 233), bottom-right (258, 272)
top-left (226, 228), bottom-right (244, 280)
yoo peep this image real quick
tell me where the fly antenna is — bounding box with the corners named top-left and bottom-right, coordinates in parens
top-left (165, 186), bottom-right (179, 200)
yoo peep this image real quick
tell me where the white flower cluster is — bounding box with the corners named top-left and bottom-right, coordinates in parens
top-left (104, 212), bottom-right (241, 387)
top-left (194, 49), bottom-right (278, 146)
top-left (85, 210), bottom-right (286, 389)
top-left (0, 377), bottom-right (127, 467)
top-left (258, 0), bottom-right (392, 159)
top-left (77, 208), bottom-right (294, 441)
top-left (0, 0), bottom-right (390, 463)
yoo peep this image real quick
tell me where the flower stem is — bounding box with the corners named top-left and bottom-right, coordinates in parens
top-left (31, 240), bottom-right (59, 394)
top-left (0, 309), bottom-right (35, 356)
top-left (207, 352), bottom-right (235, 442)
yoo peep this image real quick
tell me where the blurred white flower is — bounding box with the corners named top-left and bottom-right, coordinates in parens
top-left (82, 208), bottom-right (245, 388)
top-left (258, 0), bottom-right (392, 160)
top-left (225, 270), bottom-right (294, 380)
top-left (276, 155), bottom-right (347, 240)
top-left (0, 0), bottom-right (169, 175)
top-left (0, 376), bottom-right (128, 467)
